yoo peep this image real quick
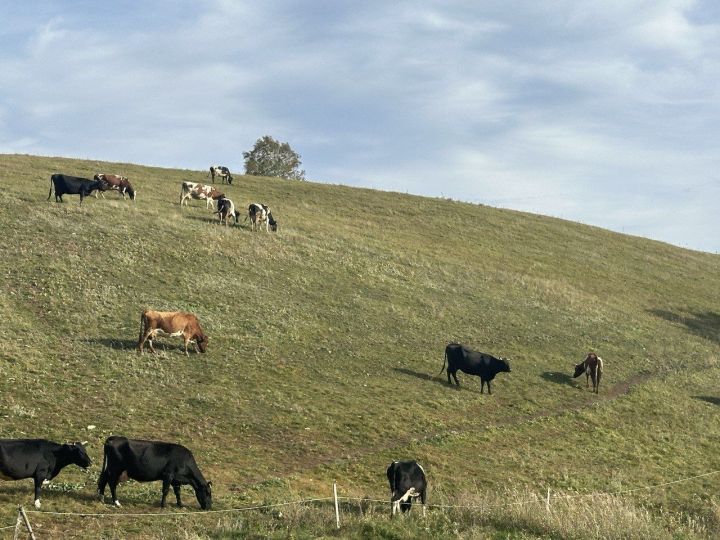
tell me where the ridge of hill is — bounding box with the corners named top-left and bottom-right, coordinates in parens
top-left (1, 153), bottom-right (719, 538)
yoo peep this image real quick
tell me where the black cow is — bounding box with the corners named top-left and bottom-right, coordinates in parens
top-left (0, 439), bottom-right (91, 508)
top-left (97, 436), bottom-right (212, 509)
top-left (48, 174), bottom-right (103, 203)
top-left (386, 460), bottom-right (427, 516)
top-left (439, 343), bottom-right (511, 394)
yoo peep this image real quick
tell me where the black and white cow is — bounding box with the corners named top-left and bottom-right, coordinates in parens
top-left (209, 165), bottom-right (233, 185)
top-left (247, 202), bottom-right (277, 232)
top-left (439, 343), bottom-right (511, 394)
top-left (48, 174), bottom-right (103, 203)
top-left (214, 198), bottom-right (240, 226)
top-left (97, 436), bottom-right (212, 509)
top-left (0, 439), bottom-right (91, 508)
top-left (386, 460), bottom-right (427, 516)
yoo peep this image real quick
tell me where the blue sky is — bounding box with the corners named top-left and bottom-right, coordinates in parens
top-left (1, 1), bottom-right (718, 252)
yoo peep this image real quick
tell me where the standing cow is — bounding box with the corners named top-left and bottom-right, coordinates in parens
top-left (137, 309), bottom-right (209, 356)
top-left (179, 182), bottom-right (225, 209)
top-left (439, 343), bottom-right (511, 394)
top-left (0, 439), bottom-right (91, 508)
top-left (48, 174), bottom-right (103, 203)
top-left (573, 352), bottom-right (604, 393)
top-left (214, 198), bottom-right (240, 226)
top-left (97, 436), bottom-right (212, 509)
top-left (208, 165), bottom-right (233, 185)
top-left (386, 460), bottom-right (427, 516)
top-left (94, 174), bottom-right (137, 201)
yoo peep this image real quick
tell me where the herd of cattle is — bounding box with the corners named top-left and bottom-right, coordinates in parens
top-left (47, 165), bottom-right (278, 232)
top-left (0, 170), bottom-right (606, 516)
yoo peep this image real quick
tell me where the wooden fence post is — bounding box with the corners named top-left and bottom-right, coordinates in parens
top-left (16, 507), bottom-right (37, 540)
top-left (333, 482), bottom-right (340, 529)
top-left (546, 488), bottom-right (551, 512)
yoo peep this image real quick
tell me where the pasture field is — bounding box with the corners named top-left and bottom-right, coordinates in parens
top-left (0, 153), bottom-right (719, 539)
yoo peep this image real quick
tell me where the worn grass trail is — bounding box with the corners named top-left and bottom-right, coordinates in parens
top-left (0, 153), bottom-right (719, 538)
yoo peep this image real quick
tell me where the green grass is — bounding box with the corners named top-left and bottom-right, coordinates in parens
top-left (1, 153), bottom-right (719, 539)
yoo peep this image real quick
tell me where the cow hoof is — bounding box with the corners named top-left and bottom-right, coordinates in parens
top-left (114, 500), bottom-right (122, 508)
top-left (34, 499), bottom-right (41, 509)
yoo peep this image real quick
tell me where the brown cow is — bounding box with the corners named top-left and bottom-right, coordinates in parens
top-left (94, 174), bottom-right (136, 201)
top-left (137, 310), bottom-right (209, 356)
top-left (573, 352), bottom-right (603, 393)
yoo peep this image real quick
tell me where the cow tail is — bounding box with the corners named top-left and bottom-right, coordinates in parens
top-left (138, 310), bottom-right (148, 347)
top-left (47, 176), bottom-right (54, 201)
top-left (437, 349), bottom-right (447, 376)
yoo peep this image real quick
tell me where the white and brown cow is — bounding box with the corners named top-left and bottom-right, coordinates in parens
top-left (137, 309), bottom-right (209, 356)
top-left (214, 197), bottom-right (240, 226)
top-left (573, 352), bottom-right (604, 393)
top-left (247, 202), bottom-right (277, 232)
top-left (179, 182), bottom-right (224, 209)
top-left (94, 174), bottom-right (136, 201)
top-left (208, 165), bottom-right (233, 185)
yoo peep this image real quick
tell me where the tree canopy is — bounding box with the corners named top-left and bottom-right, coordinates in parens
top-left (243, 135), bottom-right (306, 180)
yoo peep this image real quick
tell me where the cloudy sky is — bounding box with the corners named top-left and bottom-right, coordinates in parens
top-left (1, 1), bottom-right (718, 252)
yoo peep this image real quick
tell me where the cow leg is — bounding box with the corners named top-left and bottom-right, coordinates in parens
top-left (487, 379), bottom-right (492, 395)
top-left (449, 369), bottom-right (460, 386)
top-left (586, 373), bottom-right (590, 388)
top-left (172, 483), bottom-right (182, 507)
top-left (596, 370), bottom-right (601, 394)
top-left (147, 337), bottom-right (157, 354)
top-left (160, 478), bottom-right (171, 508)
top-left (33, 475), bottom-right (46, 509)
top-left (97, 468), bottom-right (108, 500)
top-left (108, 477), bottom-right (122, 507)
top-left (420, 490), bottom-right (427, 517)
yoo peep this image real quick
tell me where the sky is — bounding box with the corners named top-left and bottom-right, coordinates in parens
top-left (1, 1), bottom-right (718, 252)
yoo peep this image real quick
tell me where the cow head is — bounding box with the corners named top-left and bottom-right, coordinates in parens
top-left (196, 333), bottom-right (209, 353)
top-left (498, 357), bottom-right (511, 373)
top-left (196, 481), bottom-right (212, 509)
top-left (572, 362), bottom-right (586, 378)
top-left (69, 442), bottom-right (92, 469)
top-left (268, 213), bottom-right (278, 232)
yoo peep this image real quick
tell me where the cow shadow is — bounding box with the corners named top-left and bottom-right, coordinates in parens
top-left (84, 338), bottom-right (138, 351)
top-left (392, 367), bottom-right (476, 393)
top-left (648, 309), bottom-right (720, 345)
top-left (693, 395), bottom-right (720, 406)
top-left (541, 371), bottom-right (574, 387)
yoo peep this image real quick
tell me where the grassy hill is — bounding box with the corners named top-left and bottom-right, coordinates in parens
top-left (0, 153), bottom-right (719, 539)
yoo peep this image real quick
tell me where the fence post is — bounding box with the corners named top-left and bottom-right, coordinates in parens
top-left (546, 488), bottom-right (551, 512)
top-left (333, 482), bottom-right (340, 529)
top-left (16, 507), bottom-right (37, 540)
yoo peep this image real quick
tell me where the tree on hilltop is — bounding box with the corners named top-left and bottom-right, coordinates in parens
top-left (243, 135), bottom-right (306, 180)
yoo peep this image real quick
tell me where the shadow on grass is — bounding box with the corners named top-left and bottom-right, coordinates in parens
top-left (392, 368), bottom-right (476, 393)
top-left (84, 338), bottom-right (138, 351)
top-left (541, 371), bottom-right (575, 387)
top-left (693, 395), bottom-right (720, 406)
top-left (648, 309), bottom-right (720, 345)
top-left (184, 215), bottom-right (248, 229)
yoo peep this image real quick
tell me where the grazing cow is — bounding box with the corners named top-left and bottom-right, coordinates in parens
top-left (47, 174), bottom-right (103, 203)
top-left (97, 436), bottom-right (212, 509)
top-left (439, 343), bottom-right (511, 394)
top-left (137, 309), bottom-right (209, 356)
top-left (386, 460), bottom-right (427, 516)
top-left (208, 165), bottom-right (233, 185)
top-left (573, 352), bottom-right (604, 394)
top-left (214, 197), bottom-right (240, 226)
top-left (247, 202), bottom-right (276, 232)
top-left (0, 439), bottom-right (91, 509)
top-left (179, 182), bottom-right (224, 209)
top-left (94, 174), bottom-right (136, 201)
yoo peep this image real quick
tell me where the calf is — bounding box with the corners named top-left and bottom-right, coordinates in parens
top-left (137, 309), bottom-right (209, 356)
top-left (180, 182), bottom-right (224, 209)
top-left (386, 460), bottom-right (427, 516)
top-left (208, 165), bottom-right (233, 185)
top-left (94, 173), bottom-right (136, 201)
top-left (439, 343), bottom-right (511, 394)
top-left (0, 439), bottom-right (91, 508)
top-left (573, 352), bottom-right (603, 393)
top-left (48, 174), bottom-right (103, 203)
top-left (214, 197), bottom-right (240, 226)
top-left (247, 202), bottom-right (276, 232)
top-left (97, 436), bottom-right (212, 509)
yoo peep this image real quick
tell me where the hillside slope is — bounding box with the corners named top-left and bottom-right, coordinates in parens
top-left (0, 153), bottom-right (719, 538)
